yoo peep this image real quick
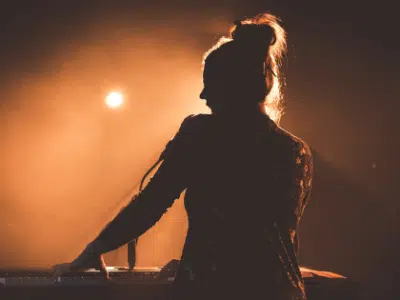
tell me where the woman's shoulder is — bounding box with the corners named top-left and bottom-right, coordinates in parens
top-left (178, 113), bottom-right (215, 133)
top-left (273, 124), bottom-right (312, 158)
top-left (182, 113), bottom-right (214, 123)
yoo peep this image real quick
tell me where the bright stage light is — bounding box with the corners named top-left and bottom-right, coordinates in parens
top-left (105, 91), bottom-right (124, 109)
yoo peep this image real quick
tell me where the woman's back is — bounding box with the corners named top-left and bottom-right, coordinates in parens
top-left (173, 112), bottom-right (313, 299)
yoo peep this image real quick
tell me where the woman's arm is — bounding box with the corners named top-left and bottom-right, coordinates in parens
top-left (73, 115), bottom-right (201, 261)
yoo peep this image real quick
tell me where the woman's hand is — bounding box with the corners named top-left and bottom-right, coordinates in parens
top-left (52, 243), bottom-right (109, 279)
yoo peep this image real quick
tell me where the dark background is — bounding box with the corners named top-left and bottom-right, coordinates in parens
top-left (0, 1), bottom-right (398, 299)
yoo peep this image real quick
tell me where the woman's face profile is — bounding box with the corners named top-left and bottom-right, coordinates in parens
top-left (200, 60), bottom-right (233, 113)
top-left (200, 59), bottom-right (266, 114)
top-left (200, 61), bottom-right (217, 110)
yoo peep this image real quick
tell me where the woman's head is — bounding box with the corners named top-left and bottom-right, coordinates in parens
top-left (201, 13), bottom-right (287, 122)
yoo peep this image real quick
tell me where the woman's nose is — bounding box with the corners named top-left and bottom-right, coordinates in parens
top-left (200, 87), bottom-right (207, 99)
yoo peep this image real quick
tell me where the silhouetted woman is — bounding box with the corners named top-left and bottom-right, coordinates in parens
top-left (54, 13), bottom-right (313, 300)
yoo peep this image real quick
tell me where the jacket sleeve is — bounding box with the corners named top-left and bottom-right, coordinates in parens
top-left (271, 139), bottom-right (313, 298)
top-left (88, 115), bottom-right (199, 255)
top-left (277, 139), bottom-right (313, 232)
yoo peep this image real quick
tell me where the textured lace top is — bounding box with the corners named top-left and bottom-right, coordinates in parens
top-left (92, 112), bottom-right (313, 300)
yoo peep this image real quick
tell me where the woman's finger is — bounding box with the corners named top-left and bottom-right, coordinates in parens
top-left (52, 263), bottom-right (71, 278)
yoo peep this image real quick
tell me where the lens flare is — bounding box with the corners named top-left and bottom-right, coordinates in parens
top-left (105, 92), bottom-right (124, 109)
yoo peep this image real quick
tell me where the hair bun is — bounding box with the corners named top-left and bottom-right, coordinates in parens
top-left (233, 20), bottom-right (242, 27)
top-left (231, 21), bottom-right (276, 47)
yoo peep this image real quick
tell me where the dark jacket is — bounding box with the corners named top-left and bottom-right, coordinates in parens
top-left (90, 112), bottom-right (313, 300)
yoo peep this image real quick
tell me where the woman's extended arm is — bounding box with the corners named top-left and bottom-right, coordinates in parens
top-left (68, 115), bottom-right (201, 269)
